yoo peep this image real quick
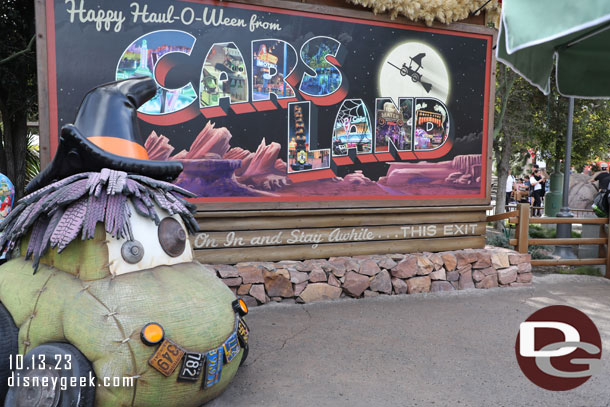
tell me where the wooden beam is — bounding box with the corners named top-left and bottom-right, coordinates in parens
top-left (606, 217), bottom-right (610, 279)
top-left (198, 212), bottom-right (486, 231)
top-left (486, 210), bottom-right (518, 222)
top-left (196, 205), bottom-right (492, 218)
top-left (529, 217), bottom-right (608, 225)
top-left (598, 223), bottom-right (607, 260)
top-left (512, 238), bottom-right (607, 246)
top-left (531, 258), bottom-right (606, 267)
top-left (34, 0), bottom-right (51, 168)
top-left (528, 238), bottom-right (607, 246)
top-left (192, 222), bottom-right (486, 249)
top-left (194, 235), bottom-right (485, 264)
top-left (195, 197), bottom-right (492, 211)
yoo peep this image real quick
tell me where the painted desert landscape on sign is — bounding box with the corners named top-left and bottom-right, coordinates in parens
top-left (145, 122), bottom-right (483, 200)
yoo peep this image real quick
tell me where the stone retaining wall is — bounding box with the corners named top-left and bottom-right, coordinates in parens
top-left (203, 247), bottom-right (532, 307)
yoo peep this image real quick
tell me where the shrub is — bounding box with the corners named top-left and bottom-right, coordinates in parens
top-left (557, 266), bottom-right (602, 276)
top-left (486, 232), bottom-right (510, 248)
top-left (530, 248), bottom-right (553, 259)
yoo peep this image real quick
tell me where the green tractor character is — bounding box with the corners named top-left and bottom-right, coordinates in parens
top-left (0, 77), bottom-right (249, 407)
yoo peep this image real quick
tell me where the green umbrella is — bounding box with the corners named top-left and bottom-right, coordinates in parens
top-left (497, 0), bottom-right (610, 98)
top-left (496, 0), bottom-right (610, 255)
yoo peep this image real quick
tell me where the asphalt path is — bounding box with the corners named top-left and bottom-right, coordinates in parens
top-left (209, 274), bottom-right (610, 407)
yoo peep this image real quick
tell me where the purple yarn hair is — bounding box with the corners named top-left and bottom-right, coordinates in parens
top-left (0, 169), bottom-right (197, 272)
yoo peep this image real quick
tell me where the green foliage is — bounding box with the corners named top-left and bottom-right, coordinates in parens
top-left (492, 65), bottom-right (539, 216)
top-left (494, 64), bottom-right (610, 218)
top-left (528, 223), bottom-right (581, 238)
top-left (527, 225), bottom-right (554, 257)
top-left (527, 79), bottom-right (610, 167)
top-left (0, 0), bottom-right (37, 198)
top-left (0, 1), bottom-right (36, 110)
top-left (486, 232), bottom-right (510, 248)
top-left (529, 224), bottom-right (555, 239)
top-left (494, 67), bottom-right (610, 170)
top-left (556, 266), bottom-right (602, 276)
top-left (529, 247), bottom-right (553, 259)
top-left (25, 131), bottom-right (39, 184)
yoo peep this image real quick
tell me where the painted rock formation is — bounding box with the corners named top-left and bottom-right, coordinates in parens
top-left (379, 154), bottom-right (482, 188)
top-left (145, 123), bottom-right (289, 196)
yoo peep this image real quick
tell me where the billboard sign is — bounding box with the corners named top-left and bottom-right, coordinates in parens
top-left (40, 0), bottom-right (494, 208)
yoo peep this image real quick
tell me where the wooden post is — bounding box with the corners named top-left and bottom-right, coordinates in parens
top-left (508, 210), bottom-right (521, 250)
top-left (606, 216), bottom-right (610, 279)
top-left (598, 221), bottom-right (606, 261)
top-left (517, 203), bottom-right (529, 254)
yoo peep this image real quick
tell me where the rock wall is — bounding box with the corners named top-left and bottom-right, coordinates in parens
top-left (203, 248), bottom-right (532, 307)
top-left (569, 173), bottom-right (597, 210)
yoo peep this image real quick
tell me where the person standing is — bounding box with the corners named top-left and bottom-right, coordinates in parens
top-left (506, 173), bottom-right (516, 204)
top-left (530, 167), bottom-right (545, 216)
top-left (591, 163), bottom-right (610, 190)
top-left (591, 164), bottom-right (610, 215)
top-left (540, 168), bottom-right (548, 204)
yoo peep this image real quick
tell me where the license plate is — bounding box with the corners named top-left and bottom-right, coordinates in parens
top-left (148, 339), bottom-right (185, 377)
top-left (223, 332), bottom-right (240, 364)
top-left (202, 348), bottom-right (223, 389)
top-left (237, 318), bottom-right (249, 346)
top-left (178, 352), bottom-right (205, 382)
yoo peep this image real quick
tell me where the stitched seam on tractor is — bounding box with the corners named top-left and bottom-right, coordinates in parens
top-left (80, 281), bottom-right (139, 407)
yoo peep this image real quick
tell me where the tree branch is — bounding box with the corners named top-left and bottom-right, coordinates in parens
top-left (0, 34), bottom-right (35, 66)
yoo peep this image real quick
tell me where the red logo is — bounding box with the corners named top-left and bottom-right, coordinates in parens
top-left (515, 305), bottom-right (602, 391)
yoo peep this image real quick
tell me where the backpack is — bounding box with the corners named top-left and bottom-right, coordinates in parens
top-left (592, 191), bottom-right (609, 217)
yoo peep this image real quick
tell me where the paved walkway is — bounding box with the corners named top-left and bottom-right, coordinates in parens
top-left (209, 275), bottom-right (610, 407)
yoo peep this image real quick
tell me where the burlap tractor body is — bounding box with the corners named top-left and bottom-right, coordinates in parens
top-left (0, 171), bottom-right (248, 407)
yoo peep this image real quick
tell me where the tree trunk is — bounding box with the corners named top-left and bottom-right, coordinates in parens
top-left (495, 133), bottom-right (513, 217)
top-left (0, 124), bottom-right (6, 175)
top-left (492, 66), bottom-right (518, 232)
top-left (0, 104), bottom-right (28, 200)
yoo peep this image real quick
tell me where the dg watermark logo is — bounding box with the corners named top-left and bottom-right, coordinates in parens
top-left (515, 305), bottom-right (602, 391)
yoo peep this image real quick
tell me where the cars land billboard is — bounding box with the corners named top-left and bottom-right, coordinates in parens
top-left (39, 0), bottom-right (494, 208)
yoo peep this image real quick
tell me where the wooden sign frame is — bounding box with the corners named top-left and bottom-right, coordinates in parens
top-left (35, 0), bottom-right (495, 263)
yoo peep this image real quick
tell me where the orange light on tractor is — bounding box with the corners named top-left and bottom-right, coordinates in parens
top-left (232, 299), bottom-right (248, 316)
top-left (141, 323), bottom-right (165, 346)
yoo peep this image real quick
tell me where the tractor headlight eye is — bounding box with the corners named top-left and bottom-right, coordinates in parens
top-left (158, 217), bottom-right (186, 257)
top-left (141, 322), bottom-right (165, 346)
top-left (121, 240), bottom-right (145, 264)
top-left (232, 299), bottom-right (248, 316)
